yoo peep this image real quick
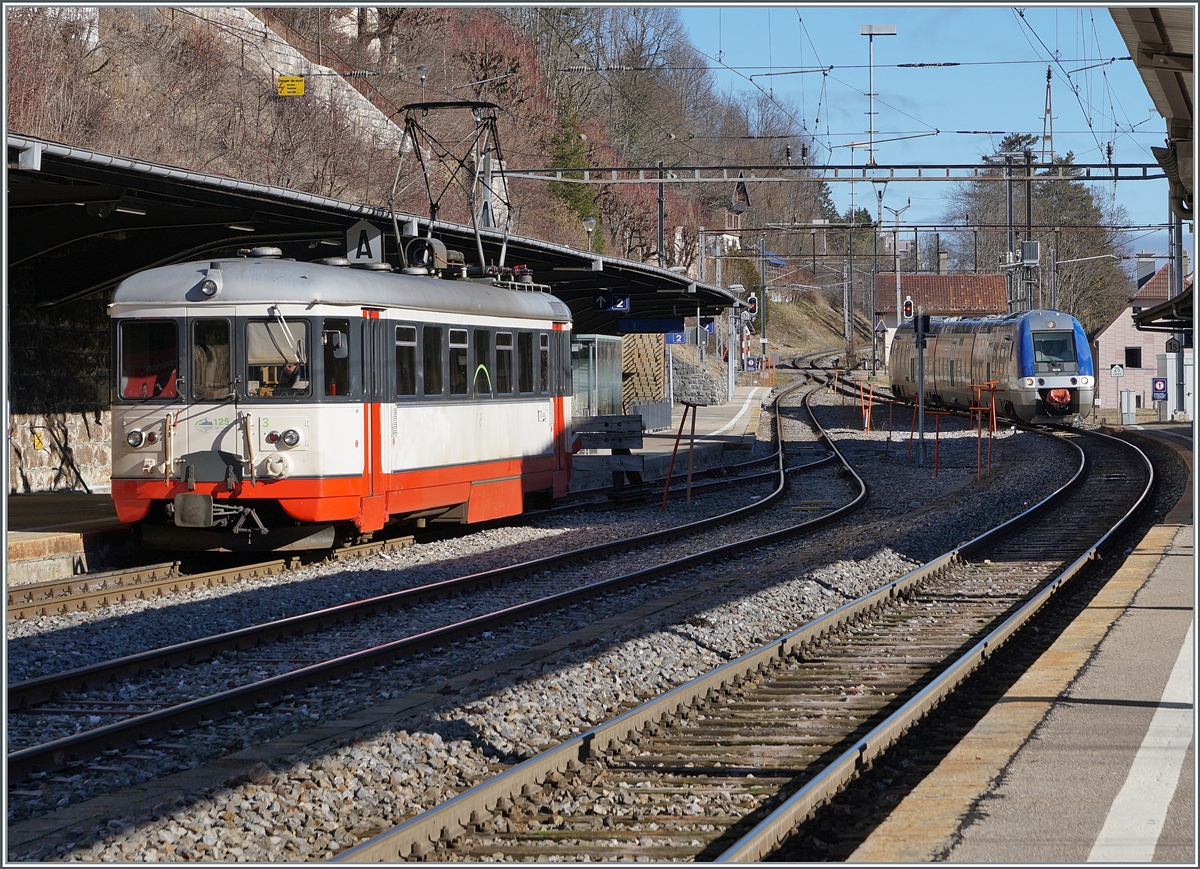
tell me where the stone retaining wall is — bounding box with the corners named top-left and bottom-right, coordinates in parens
top-left (8, 411), bottom-right (112, 494)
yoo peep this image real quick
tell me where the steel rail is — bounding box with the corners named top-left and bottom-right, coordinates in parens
top-left (335, 424), bottom-right (1150, 863)
top-left (717, 429), bottom-right (1154, 861)
top-left (8, 379), bottom-right (855, 780)
top-left (333, 385), bottom-right (871, 862)
top-left (7, 387), bottom-right (806, 710)
top-left (9, 382), bottom-right (792, 622)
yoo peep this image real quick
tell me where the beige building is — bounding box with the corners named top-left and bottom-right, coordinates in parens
top-left (1090, 259), bottom-right (1194, 424)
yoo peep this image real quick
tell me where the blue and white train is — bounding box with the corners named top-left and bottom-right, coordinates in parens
top-left (888, 309), bottom-right (1095, 423)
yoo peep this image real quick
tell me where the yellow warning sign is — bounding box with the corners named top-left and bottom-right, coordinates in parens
top-left (277, 75), bottom-right (305, 97)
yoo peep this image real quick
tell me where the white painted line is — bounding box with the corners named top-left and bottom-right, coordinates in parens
top-left (709, 388), bottom-right (763, 437)
top-left (1088, 620), bottom-right (1194, 862)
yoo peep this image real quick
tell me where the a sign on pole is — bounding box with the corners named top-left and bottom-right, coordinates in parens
top-left (277, 75), bottom-right (305, 97)
top-left (1152, 377), bottom-right (1168, 401)
top-left (593, 293), bottom-right (631, 312)
top-left (346, 219), bottom-right (383, 264)
top-left (665, 331), bottom-right (687, 345)
top-left (1110, 364), bottom-right (1125, 378)
top-left (874, 318), bottom-right (888, 335)
top-left (1165, 337), bottom-right (1181, 353)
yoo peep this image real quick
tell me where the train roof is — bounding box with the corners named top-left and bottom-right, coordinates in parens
top-left (929, 309), bottom-right (1081, 332)
top-left (110, 255), bottom-right (573, 323)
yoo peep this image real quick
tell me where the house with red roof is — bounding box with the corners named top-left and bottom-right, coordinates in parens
top-left (871, 272), bottom-right (1009, 365)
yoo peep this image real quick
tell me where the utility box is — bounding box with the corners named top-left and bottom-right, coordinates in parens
top-left (1120, 389), bottom-right (1137, 425)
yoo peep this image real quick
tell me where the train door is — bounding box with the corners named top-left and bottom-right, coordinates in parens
top-left (181, 309), bottom-right (240, 481)
top-left (360, 310), bottom-right (389, 531)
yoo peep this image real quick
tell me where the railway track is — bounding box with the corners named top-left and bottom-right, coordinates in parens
top-left (6, 423), bottom-right (795, 624)
top-left (335, 426), bottom-right (1153, 862)
top-left (7, 376), bottom-right (856, 782)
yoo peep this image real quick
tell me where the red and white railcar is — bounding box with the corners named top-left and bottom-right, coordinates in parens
top-left (110, 247), bottom-right (574, 550)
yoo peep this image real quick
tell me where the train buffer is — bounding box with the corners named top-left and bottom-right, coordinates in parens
top-left (571, 415), bottom-right (647, 495)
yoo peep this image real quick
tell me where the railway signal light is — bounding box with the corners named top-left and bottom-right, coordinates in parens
top-left (902, 296), bottom-right (914, 321)
top-left (747, 294), bottom-right (758, 316)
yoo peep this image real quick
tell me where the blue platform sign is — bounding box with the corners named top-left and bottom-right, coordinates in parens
top-left (665, 331), bottom-right (687, 344)
top-left (619, 318), bottom-right (685, 334)
top-left (593, 293), bottom-right (631, 312)
top-left (1152, 377), bottom-right (1168, 401)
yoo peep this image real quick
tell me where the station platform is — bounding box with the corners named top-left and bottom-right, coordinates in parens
top-left (850, 421), bottom-right (1195, 863)
top-left (5, 386), bottom-right (770, 584)
top-left (568, 384), bottom-right (769, 491)
top-left (5, 492), bottom-right (134, 585)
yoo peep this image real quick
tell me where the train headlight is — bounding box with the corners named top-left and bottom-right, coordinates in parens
top-left (1037, 378), bottom-right (1046, 386)
top-left (1024, 377), bottom-right (1036, 388)
top-left (281, 429), bottom-right (301, 447)
top-left (126, 430), bottom-right (145, 448)
top-left (1079, 376), bottom-right (1092, 386)
top-left (145, 431), bottom-right (159, 445)
top-left (199, 278), bottom-right (219, 297)
top-left (266, 430), bottom-right (281, 444)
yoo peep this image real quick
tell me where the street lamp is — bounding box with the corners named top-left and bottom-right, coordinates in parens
top-left (582, 216), bottom-right (597, 252)
top-left (871, 179), bottom-right (888, 375)
top-left (884, 198), bottom-right (911, 366)
top-left (860, 24), bottom-right (897, 166)
top-left (1050, 252), bottom-right (1118, 311)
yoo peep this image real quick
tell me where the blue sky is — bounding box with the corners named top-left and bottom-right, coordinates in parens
top-left (674, 4), bottom-right (1190, 264)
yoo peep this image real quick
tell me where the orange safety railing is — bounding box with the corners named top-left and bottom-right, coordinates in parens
top-left (969, 381), bottom-right (1000, 479)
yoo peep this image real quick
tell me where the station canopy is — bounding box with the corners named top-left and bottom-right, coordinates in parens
top-left (7, 135), bottom-right (739, 335)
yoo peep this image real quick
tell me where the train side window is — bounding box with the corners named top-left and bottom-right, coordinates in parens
top-left (518, 332), bottom-right (534, 393)
top-left (539, 333), bottom-right (550, 393)
top-left (246, 319), bottom-right (309, 398)
top-left (496, 332), bottom-right (513, 395)
top-left (473, 328), bottom-right (493, 397)
top-left (119, 319), bottom-right (179, 400)
top-left (395, 325), bottom-right (417, 397)
top-left (449, 328), bottom-right (469, 396)
top-left (422, 325), bottom-right (444, 397)
top-left (323, 318), bottom-right (351, 397)
top-left (192, 319), bottom-right (231, 400)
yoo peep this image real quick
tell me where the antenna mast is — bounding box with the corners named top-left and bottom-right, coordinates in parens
top-left (1040, 66), bottom-right (1056, 165)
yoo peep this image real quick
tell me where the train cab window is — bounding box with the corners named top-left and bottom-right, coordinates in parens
top-left (246, 319), bottom-right (310, 397)
top-left (323, 318), bottom-right (351, 396)
top-left (395, 325), bottom-right (417, 396)
top-left (422, 325), bottom-right (444, 397)
top-left (539, 333), bottom-right (550, 393)
top-left (1032, 331), bottom-right (1076, 373)
top-left (192, 319), bottom-right (231, 400)
top-left (473, 329), bottom-right (493, 397)
top-left (449, 329), bottom-right (469, 396)
top-left (119, 320), bottom-right (179, 400)
top-left (495, 332), bottom-right (514, 395)
top-left (518, 332), bottom-right (534, 393)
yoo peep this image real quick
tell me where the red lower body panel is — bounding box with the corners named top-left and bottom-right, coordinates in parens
top-left (112, 453), bottom-right (563, 533)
